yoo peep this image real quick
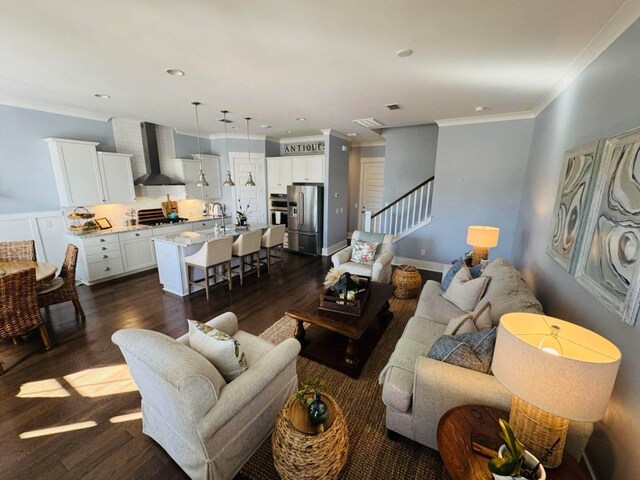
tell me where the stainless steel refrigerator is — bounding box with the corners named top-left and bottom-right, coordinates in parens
top-left (287, 184), bottom-right (323, 255)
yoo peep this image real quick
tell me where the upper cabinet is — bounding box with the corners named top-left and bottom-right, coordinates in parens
top-left (267, 156), bottom-right (292, 194)
top-left (97, 152), bottom-right (136, 203)
top-left (46, 138), bottom-right (136, 206)
top-left (174, 155), bottom-right (222, 199)
top-left (291, 155), bottom-right (324, 183)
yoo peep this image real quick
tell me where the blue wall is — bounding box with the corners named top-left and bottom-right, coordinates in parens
top-left (0, 104), bottom-right (115, 213)
top-left (174, 131), bottom-right (212, 157)
top-left (513, 18), bottom-right (640, 480)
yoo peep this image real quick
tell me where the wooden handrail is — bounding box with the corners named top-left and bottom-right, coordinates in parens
top-left (371, 176), bottom-right (434, 218)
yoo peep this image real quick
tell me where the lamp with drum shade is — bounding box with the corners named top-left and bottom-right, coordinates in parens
top-left (466, 225), bottom-right (500, 266)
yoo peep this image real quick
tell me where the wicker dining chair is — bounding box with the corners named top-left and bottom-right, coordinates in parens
top-left (0, 240), bottom-right (36, 262)
top-left (37, 244), bottom-right (85, 320)
top-left (0, 268), bottom-right (52, 374)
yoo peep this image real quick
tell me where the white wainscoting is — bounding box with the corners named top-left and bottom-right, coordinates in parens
top-left (391, 256), bottom-right (447, 273)
top-left (0, 211), bottom-right (67, 267)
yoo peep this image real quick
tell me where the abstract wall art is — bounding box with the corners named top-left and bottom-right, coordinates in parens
top-left (547, 141), bottom-right (601, 272)
top-left (575, 127), bottom-right (640, 325)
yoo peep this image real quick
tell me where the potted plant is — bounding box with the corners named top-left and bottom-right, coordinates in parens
top-left (488, 419), bottom-right (546, 480)
top-left (236, 200), bottom-right (251, 226)
top-left (295, 379), bottom-right (328, 427)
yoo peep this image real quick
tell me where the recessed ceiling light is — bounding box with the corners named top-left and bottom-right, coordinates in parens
top-left (396, 48), bottom-right (413, 58)
top-left (346, 133), bottom-right (359, 137)
top-left (260, 124), bottom-right (271, 129)
top-left (284, 130), bottom-right (292, 134)
top-left (166, 69), bottom-right (185, 76)
top-left (296, 117), bottom-right (306, 121)
top-left (474, 106), bottom-right (487, 112)
top-left (94, 94), bottom-right (110, 99)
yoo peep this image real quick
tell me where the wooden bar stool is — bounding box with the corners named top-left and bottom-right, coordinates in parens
top-left (261, 225), bottom-right (286, 274)
top-left (232, 230), bottom-right (262, 286)
top-left (185, 237), bottom-right (233, 300)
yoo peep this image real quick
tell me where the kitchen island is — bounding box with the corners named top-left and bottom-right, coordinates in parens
top-left (153, 224), bottom-right (270, 296)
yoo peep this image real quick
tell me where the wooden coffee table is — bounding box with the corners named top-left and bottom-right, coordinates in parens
top-left (286, 281), bottom-right (395, 378)
top-left (437, 405), bottom-right (589, 480)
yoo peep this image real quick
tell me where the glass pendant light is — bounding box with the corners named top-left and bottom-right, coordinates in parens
top-left (191, 101), bottom-right (209, 187)
top-left (245, 116), bottom-right (256, 186)
top-left (221, 110), bottom-right (235, 187)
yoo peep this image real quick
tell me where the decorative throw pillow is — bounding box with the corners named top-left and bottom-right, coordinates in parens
top-left (426, 327), bottom-right (497, 373)
top-left (472, 301), bottom-right (492, 330)
top-left (350, 240), bottom-right (379, 265)
top-left (441, 257), bottom-right (486, 291)
top-left (444, 313), bottom-right (475, 335)
top-left (442, 266), bottom-right (490, 311)
top-left (187, 320), bottom-right (248, 382)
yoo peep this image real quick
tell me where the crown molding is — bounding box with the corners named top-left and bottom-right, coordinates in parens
top-left (209, 133), bottom-right (267, 141)
top-left (353, 140), bottom-right (386, 147)
top-left (435, 111), bottom-right (535, 127)
top-left (532, 0), bottom-right (640, 115)
top-left (320, 128), bottom-right (351, 142)
top-left (279, 134), bottom-right (325, 143)
top-left (0, 95), bottom-right (111, 122)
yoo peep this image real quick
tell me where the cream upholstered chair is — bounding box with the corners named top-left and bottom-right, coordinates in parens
top-left (185, 237), bottom-right (233, 300)
top-left (260, 225), bottom-right (286, 274)
top-left (112, 312), bottom-right (300, 480)
top-left (331, 230), bottom-right (394, 283)
top-left (232, 230), bottom-right (262, 286)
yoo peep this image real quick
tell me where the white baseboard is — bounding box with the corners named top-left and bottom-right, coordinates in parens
top-left (392, 256), bottom-right (447, 273)
top-left (322, 240), bottom-right (347, 257)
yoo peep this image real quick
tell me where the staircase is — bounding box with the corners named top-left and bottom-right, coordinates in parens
top-left (364, 176), bottom-right (434, 242)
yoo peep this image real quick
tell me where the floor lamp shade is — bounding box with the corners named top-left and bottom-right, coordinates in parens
top-left (492, 313), bottom-right (621, 467)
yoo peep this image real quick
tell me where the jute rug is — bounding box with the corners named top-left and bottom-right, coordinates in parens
top-left (237, 295), bottom-right (452, 480)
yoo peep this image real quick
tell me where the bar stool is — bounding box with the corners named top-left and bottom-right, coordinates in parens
top-left (261, 225), bottom-right (286, 274)
top-left (232, 230), bottom-right (262, 286)
top-left (185, 236), bottom-right (233, 300)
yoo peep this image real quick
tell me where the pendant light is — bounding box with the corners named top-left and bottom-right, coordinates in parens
top-left (245, 117), bottom-right (256, 186)
top-left (192, 101), bottom-right (209, 188)
top-left (221, 109), bottom-right (235, 187)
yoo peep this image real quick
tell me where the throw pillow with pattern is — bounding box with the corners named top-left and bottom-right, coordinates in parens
top-left (350, 240), bottom-right (379, 265)
top-left (426, 327), bottom-right (497, 373)
top-left (441, 257), bottom-right (487, 291)
top-left (187, 320), bottom-right (248, 381)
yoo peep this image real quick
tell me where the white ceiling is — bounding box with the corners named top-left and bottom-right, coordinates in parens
top-left (0, 0), bottom-right (636, 141)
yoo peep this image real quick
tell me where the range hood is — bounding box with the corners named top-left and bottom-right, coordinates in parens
top-left (133, 122), bottom-right (185, 186)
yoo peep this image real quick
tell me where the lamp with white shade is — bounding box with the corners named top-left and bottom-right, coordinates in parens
top-left (492, 313), bottom-right (621, 468)
top-left (466, 225), bottom-right (499, 266)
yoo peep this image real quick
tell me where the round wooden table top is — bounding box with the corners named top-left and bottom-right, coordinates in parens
top-left (0, 261), bottom-right (57, 285)
top-left (437, 405), bottom-right (589, 480)
top-left (288, 393), bottom-right (336, 435)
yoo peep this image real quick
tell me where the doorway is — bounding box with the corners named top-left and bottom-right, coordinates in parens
top-left (358, 158), bottom-right (385, 230)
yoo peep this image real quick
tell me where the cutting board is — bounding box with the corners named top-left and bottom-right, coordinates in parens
top-left (162, 194), bottom-right (178, 217)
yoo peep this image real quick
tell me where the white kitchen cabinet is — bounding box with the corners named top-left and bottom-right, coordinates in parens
top-left (174, 155), bottom-right (222, 200)
top-left (267, 156), bottom-right (292, 194)
top-left (192, 220), bottom-right (215, 231)
top-left (98, 152), bottom-right (136, 203)
top-left (290, 155), bottom-right (324, 183)
top-left (119, 230), bottom-right (156, 272)
top-left (45, 138), bottom-right (103, 206)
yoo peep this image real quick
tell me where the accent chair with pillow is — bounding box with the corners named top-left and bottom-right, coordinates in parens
top-left (378, 259), bottom-right (594, 462)
top-left (331, 230), bottom-right (394, 283)
top-left (112, 312), bottom-right (300, 480)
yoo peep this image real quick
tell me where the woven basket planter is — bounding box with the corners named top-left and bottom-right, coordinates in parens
top-left (391, 265), bottom-right (422, 299)
top-left (272, 393), bottom-right (348, 480)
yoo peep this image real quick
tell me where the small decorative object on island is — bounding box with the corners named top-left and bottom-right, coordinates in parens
top-left (488, 419), bottom-right (546, 480)
top-left (236, 199), bottom-right (251, 228)
top-left (294, 379), bottom-right (329, 431)
top-left (320, 268), bottom-right (371, 315)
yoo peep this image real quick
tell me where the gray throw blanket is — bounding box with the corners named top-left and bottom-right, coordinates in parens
top-left (378, 338), bottom-right (426, 385)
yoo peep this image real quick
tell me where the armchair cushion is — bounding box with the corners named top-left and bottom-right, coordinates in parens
top-left (350, 240), bottom-right (379, 265)
top-left (188, 320), bottom-right (248, 382)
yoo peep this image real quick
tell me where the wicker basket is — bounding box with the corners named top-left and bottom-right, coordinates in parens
top-left (391, 265), bottom-right (422, 298)
top-left (272, 393), bottom-right (348, 480)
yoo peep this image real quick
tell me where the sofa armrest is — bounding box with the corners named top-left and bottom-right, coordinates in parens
top-left (204, 312), bottom-right (239, 336)
top-left (332, 246), bottom-right (353, 268)
top-left (196, 338), bottom-right (300, 437)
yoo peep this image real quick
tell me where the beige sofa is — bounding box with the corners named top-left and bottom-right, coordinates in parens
top-left (379, 259), bottom-right (593, 461)
top-left (112, 312), bottom-right (300, 480)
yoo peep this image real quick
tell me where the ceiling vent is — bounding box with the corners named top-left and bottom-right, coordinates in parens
top-left (353, 118), bottom-right (384, 128)
top-left (386, 103), bottom-right (401, 110)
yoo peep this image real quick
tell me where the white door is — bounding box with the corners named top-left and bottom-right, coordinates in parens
top-left (231, 153), bottom-right (266, 225)
top-left (359, 158), bottom-right (385, 230)
top-left (98, 153), bottom-right (135, 203)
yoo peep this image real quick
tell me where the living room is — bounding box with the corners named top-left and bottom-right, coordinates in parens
top-left (1, 2), bottom-right (640, 480)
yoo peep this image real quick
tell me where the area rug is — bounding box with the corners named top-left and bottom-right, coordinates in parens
top-left (237, 295), bottom-right (452, 480)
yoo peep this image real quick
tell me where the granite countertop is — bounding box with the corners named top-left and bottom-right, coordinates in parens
top-left (67, 215), bottom-right (230, 238)
top-left (153, 224), bottom-right (270, 246)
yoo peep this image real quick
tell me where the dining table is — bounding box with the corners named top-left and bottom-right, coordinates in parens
top-left (0, 261), bottom-right (58, 286)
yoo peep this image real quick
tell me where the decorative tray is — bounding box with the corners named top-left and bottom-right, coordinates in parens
top-left (319, 276), bottom-right (371, 316)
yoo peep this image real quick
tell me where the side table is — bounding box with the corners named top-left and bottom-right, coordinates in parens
top-left (437, 405), bottom-right (589, 480)
top-left (272, 392), bottom-right (349, 480)
top-left (391, 265), bottom-right (422, 298)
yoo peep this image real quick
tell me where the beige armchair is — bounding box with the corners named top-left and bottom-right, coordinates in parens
top-left (112, 312), bottom-right (300, 480)
top-left (331, 230), bottom-right (394, 283)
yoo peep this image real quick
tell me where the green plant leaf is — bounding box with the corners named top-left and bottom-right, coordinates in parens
top-left (488, 457), bottom-right (520, 476)
top-left (499, 419), bottom-right (525, 459)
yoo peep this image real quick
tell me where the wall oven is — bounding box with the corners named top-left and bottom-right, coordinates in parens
top-left (269, 193), bottom-right (288, 226)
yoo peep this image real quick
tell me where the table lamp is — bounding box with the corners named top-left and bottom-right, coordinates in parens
top-left (492, 313), bottom-right (621, 468)
top-left (466, 226), bottom-right (499, 266)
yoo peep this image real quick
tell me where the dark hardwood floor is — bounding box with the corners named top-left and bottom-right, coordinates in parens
top-left (0, 253), bottom-right (439, 479)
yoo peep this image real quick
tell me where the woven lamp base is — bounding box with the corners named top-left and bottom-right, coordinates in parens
top-left (470, 246), bottom-right (489, 266)
top-left (509, 395), bottom-right (568, 469)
